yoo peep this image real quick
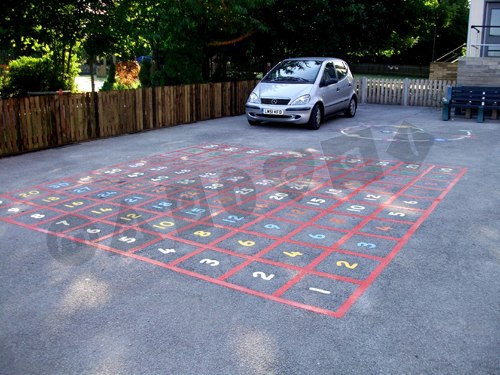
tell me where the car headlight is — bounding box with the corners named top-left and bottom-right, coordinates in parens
top-left (290, 94), bottom-right (311, 105)
top-left (247, 92), bottom-right (260, 104)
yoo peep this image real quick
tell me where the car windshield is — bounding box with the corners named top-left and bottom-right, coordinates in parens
top-left (262, 60), bottom-right (322, 84)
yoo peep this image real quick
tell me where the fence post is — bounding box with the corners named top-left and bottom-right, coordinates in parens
top-left (403, 78), bottom-right (409, 106)
top-left (360, 77), bottom-right (368, 104)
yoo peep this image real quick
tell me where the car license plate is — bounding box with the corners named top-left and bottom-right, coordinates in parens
top-left (262, 108), bottom-right (284, 115)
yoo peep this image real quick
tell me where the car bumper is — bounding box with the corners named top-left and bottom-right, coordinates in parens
top-left (245, 104), bottom-right (313, 125)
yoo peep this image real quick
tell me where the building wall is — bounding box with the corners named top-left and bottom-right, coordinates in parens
top-left (429, 62), bottom-right (458, 80)
top-left (457, 56), bottom-right (500, 85)
top-left (467, 0), bottom-right (485, 57)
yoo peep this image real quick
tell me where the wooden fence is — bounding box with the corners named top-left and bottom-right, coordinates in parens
top-left (1, 78), bottom-right (452, 157)
top-left (356, 78), bottom-right (455, 107)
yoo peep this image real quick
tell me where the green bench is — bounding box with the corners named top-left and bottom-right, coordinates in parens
top-left (442, 86), bottom-right (500, 122)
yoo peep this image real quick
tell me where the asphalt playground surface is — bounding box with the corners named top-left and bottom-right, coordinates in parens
top-left (0, 104), bottom-right (499, 375)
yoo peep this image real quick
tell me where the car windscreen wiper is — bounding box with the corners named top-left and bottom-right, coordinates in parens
top-left (264, 76), bottom-right (310, 83)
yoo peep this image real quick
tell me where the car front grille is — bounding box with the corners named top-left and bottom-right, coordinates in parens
top-left (261, 98), bottom-right (290, 105)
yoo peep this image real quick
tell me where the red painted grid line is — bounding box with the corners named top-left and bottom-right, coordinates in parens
top-left (0, 145), bottom-right (468, 318)
top-left (217, 160), bottom-right (406, 283)
top-left (270, 164), bottom-right (465, 314)
top-left (334, 166), bottom-right (468, 317)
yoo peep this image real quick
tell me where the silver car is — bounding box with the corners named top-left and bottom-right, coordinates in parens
top-left (245, 57), bottom-right (357, 130)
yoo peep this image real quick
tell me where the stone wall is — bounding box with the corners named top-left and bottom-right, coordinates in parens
top-left (429, 62), bottom-right (458, 81)
top-left (457, 57), bottom-right (500, 86)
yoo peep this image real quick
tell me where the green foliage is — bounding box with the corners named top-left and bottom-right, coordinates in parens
top-left (100, 63), bottom-right (116, 91)
top-left (102, 81), bottom-right (141, 91)
top-left (138, 59), bottom-right (153, 87)
top-left (100, 61), bottom-right (140, 91)
top-left (0, 0), bottom-right (470, 89)
top-left (0, 65), bottom-right (6, 93)
top-left (2, 55), bottom-right (78, 97)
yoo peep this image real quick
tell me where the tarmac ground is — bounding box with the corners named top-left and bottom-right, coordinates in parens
top-left (0, 104), bottom-right (499, 374)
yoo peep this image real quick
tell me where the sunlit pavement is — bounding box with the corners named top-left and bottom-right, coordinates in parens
top-left (0, 105), bottom-right (498, 374)
top-left (75, 75), bottom-right (105, 92)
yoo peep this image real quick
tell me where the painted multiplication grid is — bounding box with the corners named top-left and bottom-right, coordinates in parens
top-left (0, 144), bottom-right (466, 317)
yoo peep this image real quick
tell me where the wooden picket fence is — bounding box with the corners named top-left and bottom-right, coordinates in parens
top-left (356, 78), bottom-right (455, 107)
top-left (1, 78), bottom-right (452, 157)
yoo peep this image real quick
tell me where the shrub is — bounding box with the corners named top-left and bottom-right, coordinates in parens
top-left (0, 65), bottom-right (7, 94)
top-left (101, 63), bottom-right (116, 91)
top-left (101, 62), bottom-right (141, 91)
top-left (116, 61), bottom-right (140, 85)
top-left (138, 59), bottom-right (153, 87)
top-left (2, 55), bottom-right (78, 97)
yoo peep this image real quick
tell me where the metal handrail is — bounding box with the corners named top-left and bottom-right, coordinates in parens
top-left (433, 43), bottom-right (466, 62)
top-left (469, 25), bottom-right (500, 57)
top-left (471, 25), bottom-right (500, 32)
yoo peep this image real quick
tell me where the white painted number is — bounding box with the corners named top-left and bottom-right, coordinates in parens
top-left (252, 271), bottom-right (275, 281)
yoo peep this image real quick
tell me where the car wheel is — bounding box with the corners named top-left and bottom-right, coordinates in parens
top-left (308, 104), bottom-right (322, 130)
top-left (344, 97), bottom-right (357, 118)
top-left (248, 119), bottom-right (261, 126)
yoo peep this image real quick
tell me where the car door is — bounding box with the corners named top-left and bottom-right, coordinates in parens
top-left (318, 61), bottom-right (344, 115)
top-left (333, 60), bottom-right (353, 112)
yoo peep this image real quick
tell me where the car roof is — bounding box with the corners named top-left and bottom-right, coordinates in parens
top-left (284, 57), bottom-right (340, 62)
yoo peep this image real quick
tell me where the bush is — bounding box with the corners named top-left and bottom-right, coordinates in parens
top-left (101, 63), bottom-right (141, 91)
top-left (101, 63), bottom-right (116, 91)
top-left (2, 55), bottom-right (78, 97)
top-left (138, 59), bottom-right (153, 87)
top-left (0, 65), bottom-right (7, 94)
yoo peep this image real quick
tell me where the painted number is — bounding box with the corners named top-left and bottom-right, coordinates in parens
top-left (252, 271), bottom-right (275, 281)
top-left (235, 188), bottom-right (254, 195)
top-left (269, 192), bottom-right (288, 200)
top-left (42, 196), bottom-right (60, 202)
top-left (119, 236), bottom-right (136, 244)
top-left (388, 211), bottom-right (406, 217)
top-left (194, 231), bottom-right (211, 237)
top-left (103, 168), bottom-right (122, 174)
top-left (152, 201), bottom-right (173, 209)
top-left (309, 233), bottom-right (326, 240)
top-left (336, 260), bottom-right (358, 269)
top-left (64, 201), bottom-right (84, 209)
top-left (127, 172), bottom-right (144, 178)
top-left (238, 240), bottom-right (255, 247)
top-left (223, 215), bottom-right (244, 224)
top-left (120, 213), bottom-right (142, 221)
top-left (264, 224), bottom-right (280, 230)
top-left (90, 207), bottom-right (113, 215)
top-left (151, 176), bottom-right (169, 182)
top-left (97, 191), bottom-right (118, 198)
top-left (347, 205), bottom-right (365, 212)
top-left (19, 191), bottom-right (39, 198)
top-left (200, 259), bottom-right (219, 266)
top-left (153, 221), bottom-right (175, 229)
top-left (158, 248), bottom-right (176, 254)
top-left (307, 198), bottom-right (326, 206)
top-left (403, 200), bottom-right (418, 205)
top-left (357, 242), bottom-right (377, 249)
top-left (124, 196), bottom-right (143, 204)
top-left (325, 189), bottom-right (343, 196)
top-left (73, 186), bottom-right (91, 193)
